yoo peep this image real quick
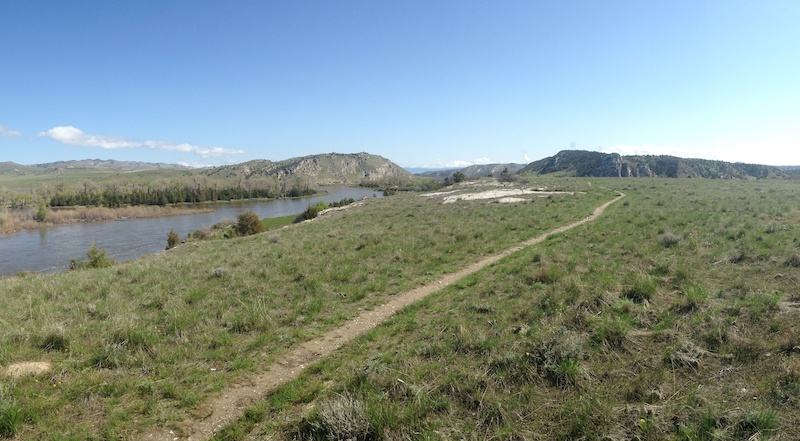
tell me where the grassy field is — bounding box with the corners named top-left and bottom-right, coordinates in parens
top-left (216, 178), bottom-right (800, 440)
top-left (260, 214), bottom-right (296, 231)
top-left (0, 178), bottom-right (612, 439)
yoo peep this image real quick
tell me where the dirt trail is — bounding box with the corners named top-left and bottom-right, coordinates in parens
top-left (141, 191), bottom-right (625, 440)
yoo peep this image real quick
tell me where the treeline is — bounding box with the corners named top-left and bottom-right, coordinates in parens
top-left (47, 179), bottom-right (315, 208)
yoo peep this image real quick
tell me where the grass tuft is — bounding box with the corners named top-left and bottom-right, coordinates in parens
top-left (293, 394), bottom-right (377, 441)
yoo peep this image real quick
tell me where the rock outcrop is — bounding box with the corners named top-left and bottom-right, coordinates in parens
top-left (202, 152), bottom-right (413, 186)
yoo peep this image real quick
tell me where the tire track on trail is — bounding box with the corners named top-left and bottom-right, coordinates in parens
top-left (142, 191), bottom-right (626, 440)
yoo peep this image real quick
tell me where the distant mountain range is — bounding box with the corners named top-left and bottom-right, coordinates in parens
top-left (2, 151), bottom-right (792, 186)
top-left (0, 159), bottom-right (189, 176)
top-left (419, 151), bottom-right (787, 180)
top-left (415, 163), bottom-right (527, 179)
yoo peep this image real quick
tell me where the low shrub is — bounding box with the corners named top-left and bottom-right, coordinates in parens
top-left (212, 218), bottom-right (236, 230)
top-left (236, 212), bottom-right (264, 236)
top-left (166, 229), bottom-right (180, 250)
top-left (293, 394), bottom-right (376, 441)
top-left (593, 315), bottom-right (630, 348)
top-left (188, 228), bottom-right (211, 239)
top-left (69, 242), bottom-right (116, 270)
top-left (622, 274), bottom-right (656, 303)
top-left (294, 204), bottom-right (322, 223)
top-left (528, 328), bottom-right (586, 388)
top-left (659, 231), bottom-right (683, 247)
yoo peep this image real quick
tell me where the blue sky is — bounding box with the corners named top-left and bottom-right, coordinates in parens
top-left (1, 1), bottom-right (798, 168)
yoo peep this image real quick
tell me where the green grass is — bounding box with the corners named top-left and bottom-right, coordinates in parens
top-left (218, 178), bottom-right (800, 440)
top-left (260, 214), bottom-right (296, 230)
top-left (0, 177), bottom-right (609, 438)
top-left (6, 177), bottom-right (800, 439)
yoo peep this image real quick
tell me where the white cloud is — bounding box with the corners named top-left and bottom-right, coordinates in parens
top-left (38, 126), bottom-right (245, 158)
top-left (38, 126), bottom-right (140, 149)
top-left (523, 153), bottom-right (531, 163)
top-left (443, 157), bottom-right (491, 168)
top-left (177, 161), bottom-right (214, 168)
top-left (0, 124), bottom-right (22, 137)
top-left (142, 140), bottom-right (245, 157)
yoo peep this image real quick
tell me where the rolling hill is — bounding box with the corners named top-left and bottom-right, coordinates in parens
top-left (0, 159), bottom-right (189, 177)
top-left (201, 152), bottom-right (413, 186)
top-left (519, 150), bottom-right (785, 179)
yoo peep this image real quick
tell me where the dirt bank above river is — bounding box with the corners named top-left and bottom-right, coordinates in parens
top-left (0, 205), bottom-right (213, 234)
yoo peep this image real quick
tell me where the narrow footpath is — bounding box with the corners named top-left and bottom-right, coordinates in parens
top-left (143, 191), bottom-right (626, 440)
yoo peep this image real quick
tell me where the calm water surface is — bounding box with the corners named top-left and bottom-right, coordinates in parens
top-left (0, 187), bottom-right (379, 276)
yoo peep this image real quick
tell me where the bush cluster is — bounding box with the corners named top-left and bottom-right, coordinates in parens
top-left (294, 204), bottom-right (322, 223)
top-left (69, 242), bottom-right (116, 270)
top-left (293, 198), bottom-right (358, 224)
top-left (236, 212), bottom-right (264, 236)
top-left (166, 229), bottom-right (180, 250)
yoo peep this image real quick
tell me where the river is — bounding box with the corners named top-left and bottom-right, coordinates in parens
top-left (0, 187), bottom-right (380, 276)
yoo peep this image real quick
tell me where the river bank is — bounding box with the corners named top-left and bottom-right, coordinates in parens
top-left (0, 205), bottom-right (214, 234)
top-left (0, 187), bottom-right (380, 275)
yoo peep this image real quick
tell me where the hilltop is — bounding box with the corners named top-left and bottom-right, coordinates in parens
top-left (0, 159), bottom-right (189, 176)
top-left (518, 150), bottom-right (785, 179)
top-left (412, 150), bottom-right (785, 182)
top-left (201, 152), bottom-right (412, 186)
top-left (1, 153), bottom-right (411, 188)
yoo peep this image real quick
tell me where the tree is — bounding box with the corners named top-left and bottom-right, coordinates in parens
top-left (236, 212), bottom-right (263, 236)
top-left (166, 229), bottom-right (180, 250)
top-left (452, 171), bottom-right (467, 183)
top-left (69, 242), bottom-right (116, 270)
top-left (34, 198), bottom-right (47, 222)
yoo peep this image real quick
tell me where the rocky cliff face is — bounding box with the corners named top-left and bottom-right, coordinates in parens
top-left (589, 154), bottom-right (653, 177)
top-left (202, 153), bottom-right (412, 186)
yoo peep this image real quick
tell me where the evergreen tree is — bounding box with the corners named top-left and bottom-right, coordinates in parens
top-left (34, 198), bottom-right (47, 222)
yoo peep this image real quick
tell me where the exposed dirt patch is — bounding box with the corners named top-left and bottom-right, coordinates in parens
top-left (439, 188), bottom-right (575, 204)
top-left (3, 361), bottom-right (53, 379)
top-left (497, 197), bottom-right (528, 203)
top-left (140, 191), bottom-right (625, 440)
top-left (780, 302), bottom-right (800, 313)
